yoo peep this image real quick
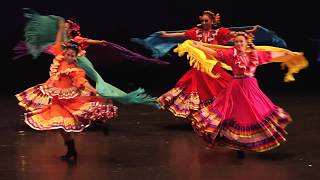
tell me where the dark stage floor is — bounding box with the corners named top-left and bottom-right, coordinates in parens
top-left (0, 92), bottom-right (319, 180)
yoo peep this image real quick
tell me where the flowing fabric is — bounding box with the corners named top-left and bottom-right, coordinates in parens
top-left (131, 30), bottom-right (185, 58)
top-left (157, 66), bottom-right (232, 118)
top-left (174, 40), bottom-right (308, 82)
top-left (130, 26), bottom-right (287, 58)
top-left (228, 25), bottom-right (287, 47)
top-left (14, 8), bottom-right (167, 65)
top-left (16, 55), bottom-right (118, 132)
top-left (14, 8), bottom-right (159, 107)
top-left (187, 48), bottom-right (295, 152)
top-left (191, 77), bottom-right (292, 152)
top-left (13, 8), bottom-right (66, 59)
top-left (156, 27), bottom-right (235, 118)
top-left (76, 56), bottom-right (158, 106)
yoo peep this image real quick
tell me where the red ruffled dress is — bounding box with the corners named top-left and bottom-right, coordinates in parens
top-left (158, 27), bottom-right (233, 118)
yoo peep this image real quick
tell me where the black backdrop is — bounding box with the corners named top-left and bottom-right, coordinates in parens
top-left (1, 0), bottom-right (319, 96)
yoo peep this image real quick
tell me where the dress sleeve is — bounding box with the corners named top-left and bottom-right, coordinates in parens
top-left (73, 36), bottom-right (89, 49)
top-left (215, 48), bottom-right (233, 65)
top-left (256, 50), bottom-right (272, 64)
top-left (216, 27), bottom-right (232, 45)
top-left (184, 27), bottom-right (198, 40)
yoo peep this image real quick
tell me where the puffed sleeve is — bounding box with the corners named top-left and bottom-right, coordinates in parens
top-left (184, 27), bottom-right (199, 40)
top-left (215, 48), bottom-right (233, 65)
top-left (73, 36), bottom-right (89, 50)
top-left (256, 50), bottom-right (272, 64)
top-left (216, 27), bottom-right (232, 45)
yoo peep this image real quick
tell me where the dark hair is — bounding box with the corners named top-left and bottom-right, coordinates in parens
top-left (202, 10), bottom-right (215, 21)
top-left (65, 41), bottom-right (80, 54)
top-left (69, 30), bottom-right (80, 38)
top-left (200, 10), bottom-right (221, 27)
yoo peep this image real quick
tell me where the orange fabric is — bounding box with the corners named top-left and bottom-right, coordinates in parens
top-left (18, 54), bottom-right (117, 132)
top-left (40, 96), bottom-right (106, 119)
top-left (73, 36), bottom-right (89, 50)
top-left (40, 98), bottom-right (75, 120)
top-left (60, 96), bottom-right (107, 111)
top-left (49, 42), bottom-right (63, 56)
top-left (70, 70), bottom-right (88, 88)
top-left (45, 60), bottom-right (88, 88)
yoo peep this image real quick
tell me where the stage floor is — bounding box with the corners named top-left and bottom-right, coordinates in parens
top-left (0, 92), bottom-right (319, 180)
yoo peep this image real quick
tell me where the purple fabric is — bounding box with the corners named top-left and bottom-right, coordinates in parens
top-left (13, 41), bottom-right (169, 65)
top-left (13, 41), bottom-right (30, 60)
top-left (104, 41), bottom-right (169, 65)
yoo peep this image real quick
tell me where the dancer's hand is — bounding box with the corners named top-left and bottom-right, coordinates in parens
top-left (99, 40), bottom-right (108, 46)
top-left (159, 31), bottom-right (167, 37)
top-left (191, 40), bottom-right (202, 48)
top-left (246, 25), bottom-right (258, 34)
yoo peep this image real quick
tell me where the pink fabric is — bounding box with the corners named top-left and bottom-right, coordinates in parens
top-left (216, 48), bottom-right (272, 76)
top-left (212, 77), bottom-right (276, 124)
top-left (191, 48), bottom-right (291, 151)
top-left (208, 48), bottom-right (281, 125)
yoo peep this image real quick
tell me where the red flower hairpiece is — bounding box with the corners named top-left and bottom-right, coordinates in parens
top-left (66, 19), bottom-right (81, 36)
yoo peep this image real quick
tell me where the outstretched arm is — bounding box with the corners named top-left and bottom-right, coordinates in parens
top-left (228, 25), bottom-right (258, 36)
top-left (55, 20), bottom-right (65, 45)
top-left (159, 31), bottom-right (185, 38)
top-left (257, 50), bottom-right (291, 64)
top-left (245, 25), bottom-right (258, 34)
top-left (86, 39), bottom-right (108, 46)
top-left (191, 41), bottom-right (218, 59)
top-left (271, 51), bottom-right (289, 59)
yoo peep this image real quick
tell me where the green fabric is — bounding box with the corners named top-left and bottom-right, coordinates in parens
top-left (77, 56), bottom-right (158, 107)
top-left (23, 8), bottom-right (66, 58)
top-left (22, 8), bottom-right (158, 107)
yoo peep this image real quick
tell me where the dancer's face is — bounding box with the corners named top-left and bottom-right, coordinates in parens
top-left (200, 15), bottom-right (213, 30)
top-left (64, 49), bottom-right (77, 63)
top-left (234, 35), bottom-right (248, 52)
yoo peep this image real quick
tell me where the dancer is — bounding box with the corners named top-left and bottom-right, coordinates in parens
top-left (131, 11), bottom-right (287, 58)
top-left (14, 8), bottom-right (162, 107)
top-left (157, 10), bottom-right (234, 118)
top-left (174, 31), bottom-right (308, 157)
top-left (16, 22), bottom-right (118, 161)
